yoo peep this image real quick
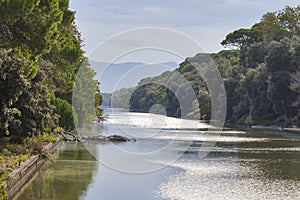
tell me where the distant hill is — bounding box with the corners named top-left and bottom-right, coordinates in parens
top-left (90, 61), bottom-right (178, 93)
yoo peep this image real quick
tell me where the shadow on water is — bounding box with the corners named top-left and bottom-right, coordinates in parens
top-left (15, 143), bottom-right (97, 200)
top-left (235, 131), bottom-right (300, 181)
top-left (14, 110), bottom-right (300, 200)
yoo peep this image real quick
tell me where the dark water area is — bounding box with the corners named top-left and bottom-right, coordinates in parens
top-left (16, 110), bottom-right (300, 200)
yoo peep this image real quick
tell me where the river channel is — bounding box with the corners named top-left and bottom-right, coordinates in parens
top-left (16, 109), bottom-right (300, 200)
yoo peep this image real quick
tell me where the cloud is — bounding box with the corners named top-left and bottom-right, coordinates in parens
top-left (70, 0), bottom-right (299, 59)
top-left (71, 0), bottom-right (298, 26)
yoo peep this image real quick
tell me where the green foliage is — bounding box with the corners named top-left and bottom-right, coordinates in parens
top-left (0, 0), bottom-right (104, 194)
top-left (114, 5), bottom-right (300, 127)
top-left (0, 49), bottom-right (28, 136)
top-left (52, 96), bottom-right (78, 131)
top-left (211, 50), bottom-right (240, 65)
top-left (128, 83), bottom-right (181, 118)
top-left (278, 6), bottom-right (300, 35)
top-left (73, 58), bottom-right (102, 127)
top-left (240, 42), bottom-right (269, 68)
top-left (39, 133), bottom-right (57, 143)
top-left (221, 28), bottom-right (259, 49)
top-left (0, 168), bottom-right (8, 199)
top-left (222, 6), bottom-right (300, 50)
top-left (0, 0), bottom-right (102, 139)
top-left (0, 0), bottom-right (36, 23)
top-left (8, 69), bottom-right (58, 138)
top-left (111, 88), bottom-right (134, 109)
top-left (0, 133), bottom-right (58, 198)
top-left (292, 124), bottom-right (299, 128)
top-left (227, 5), bottom-right (300, 127)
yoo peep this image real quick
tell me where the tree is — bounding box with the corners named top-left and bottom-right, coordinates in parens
top-left (0, 0), bottom-right (102, 138)
top-left (278, 6), bottom-right (300, 35)
top-left (265, 38), bottom-right (299, 127)
top-left (10, 72), bottom-right (57, 138)
top-left (240, 42), bottom-right (268, 69)
top-left (113, 5), bottom-right (300, 127)
top-left (73, 58), bottom-right (102, 127)
top-left (221, 28), bottom-right (260, 49)
top-left (52, 96), bottom-right (78, 131)
top-left (0, 49), bottom-right (28, 137)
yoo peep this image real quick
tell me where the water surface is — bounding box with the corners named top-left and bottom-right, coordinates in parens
top-left (16, 110), bottom-right (300, 200)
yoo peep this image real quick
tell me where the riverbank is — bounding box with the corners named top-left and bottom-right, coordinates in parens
top-left (249, 126), bottom-right (300, 135)
top-left (1, 137), bottom-right (63, 200)
top-left (224, 122), bottom-right (300, 135)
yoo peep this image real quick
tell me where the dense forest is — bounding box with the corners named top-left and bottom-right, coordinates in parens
top-left (112, 5), bottom-right (300, 128)
top-left (0, 0), bottom-right (101, 140)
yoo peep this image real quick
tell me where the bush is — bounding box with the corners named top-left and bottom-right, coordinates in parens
top-left (52, 96), bottom-right (78, 131)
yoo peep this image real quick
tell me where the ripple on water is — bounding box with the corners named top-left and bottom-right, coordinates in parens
top-left (157, 159), bottom-right (300, 200)
top-left (156, 134), bottom-right (270, 143)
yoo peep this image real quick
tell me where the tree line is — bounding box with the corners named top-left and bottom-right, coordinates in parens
top-left (0, 0), bottom-right (101, 141)
top-left (113, 5), bottom-right (300, 127)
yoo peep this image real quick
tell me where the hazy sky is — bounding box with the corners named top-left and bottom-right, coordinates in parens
top-left (70, 0), bottom-right (299, 63)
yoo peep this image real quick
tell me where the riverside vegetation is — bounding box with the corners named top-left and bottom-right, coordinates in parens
top-left (1, 2), bottom-right (300, 200)
top-left (0, 1), bottom-right (102, 198)
top-left (111, 5), bottom-right (300, 128)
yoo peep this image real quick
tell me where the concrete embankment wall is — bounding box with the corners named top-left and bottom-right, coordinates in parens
top-left (5, 139), bottom-right (62, 200)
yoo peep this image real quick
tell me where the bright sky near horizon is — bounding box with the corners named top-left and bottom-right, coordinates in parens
top-left (69, 0), bottom-right (299, 63)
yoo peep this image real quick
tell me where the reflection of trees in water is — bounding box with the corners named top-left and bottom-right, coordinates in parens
top-left (17, 143), bottom-right (97, 200)
top-left (235, 131), bottom-right (300, 181)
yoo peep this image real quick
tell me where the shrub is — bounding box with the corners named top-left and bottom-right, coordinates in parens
top-left (52, 96), bottom-right (78, 131)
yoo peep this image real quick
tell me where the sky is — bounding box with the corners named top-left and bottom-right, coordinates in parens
top-left (69, 0), bottom-right (299, 63)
